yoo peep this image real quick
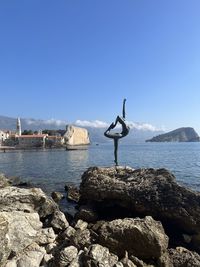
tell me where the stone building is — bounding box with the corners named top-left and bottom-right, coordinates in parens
top-left (0, 130), bottom-right (9, 146)
top-left (16, 117), bottom-right (22, 136)
top-left (18, 134), bottom-right (48, 148)
top-left (45, 136), bottom-right (64, 147)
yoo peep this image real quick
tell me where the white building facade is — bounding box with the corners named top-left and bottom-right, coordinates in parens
top-left (18, 134), bottom-right (48, 148)
top-left (0, 130), bottom-right (9, 146)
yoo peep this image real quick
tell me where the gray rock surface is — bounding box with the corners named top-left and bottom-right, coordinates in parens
top-left (68, 250), bottom-right (84, 267)
top-left (57, 246), bottom-right (78, 267)
top-left (36, 227), bottom-right (56, 245)
top-left (0, 173), bottom-right (10, 188)
top-left (62, 226), bottom-right (76, 239)
top-left (0, 186), bottom-right (57, 218)
top-left (70, 229), bottom-right (92, 250)
top-left (75, 205), bottom-right (98, 223)
top-left (42, 253), bottom-right (54, 266)
top-left (4, 260), bottom-right (17, 267)
top-left (129, 255), bottom-right (154, 267)
top-left (51, 191), bottom-right (64, 203)
top-left (97, 216), bottom-right (168, 260)
top-left (46, 243), bottom-right (57, 254)
top-left (2, 167), bottom-right (200, 267)
top-left (50, 210), bottom-right (69, 231)
top-left (74, 219), bottom-right (88, 231)
top-left (83, 244), bottom-right (118, 267)
top-left (65, 184), bottom-right (80, 203)
top-left (80, 167), bottom-right (200, 235)
top-left (16, 242), bottom-right (46, 267)
top-left (169, 247), bottom-right (200, 267)
top-left (0, 212), bottom-right (42, 266)
top-left (119, 252), bottom-right (138, 267)
top-left (0, 213), bottom-right (10, 266)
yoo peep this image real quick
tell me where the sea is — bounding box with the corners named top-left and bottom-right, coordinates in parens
top-left (0, 142), bottom-right (200, 196)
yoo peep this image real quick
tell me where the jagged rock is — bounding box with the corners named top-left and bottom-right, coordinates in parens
top-left (4, 244), bottom-right (46, 267)
top-left (97, 216), bottom-right (168, 260)
top-left (74, 219), bottom-right (88, 231)
top-left (120, 259), bottom-right (137, 267)
top-left (51, 191), bottom-right (64, 203)
top-left (70, 229), bottom-right (92, 250)
top-left (16, 242), bottom-right (46, 267)
top-left (80, 167), bottom-right (200, 235)
top-left (115, 263), bottom-right (124, 267)
top-left (68, 250), bottom-right (84, 267)
top-left (129, 255), bottom-right (154, 267)
top-left (64, 125), bottom-right (90, 146)
top-left (5, 259), bottom-right (17, 267)
top-left (46, 243), bottom-right (57, 254)
top-left (0, 186), bottom-right (57, 218)
top-left (65, 184), bottom-right (80, 202)
top-left (0, 211), bottom-right (42, 266)
top-left (50, 210), bottom-right (69, 231)
top-left (75, 205), bottom-right (98, 223)
top-left (36, 227), bottom-right (56, 245)
top-left (158, 252), bottom-right (173, 267)
top-left (0, 214), bottom-right (10, 266)
top-left (42, 253), bottom-right (54, 266)
top-left (62, 226), bottom-right (76, 239)
top-left (0, 173), bottom-right (10, 188)
top-left (83, 244), bottom-right (118, 267)
top-left (120, 252), bottom-right (137, 267)
top-left (169, 247), bottom-right (200, 267)
top-left (57, 246), bottom-right (78, 267)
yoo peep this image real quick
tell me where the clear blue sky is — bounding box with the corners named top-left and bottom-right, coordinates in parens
top-left (0, 0), bottom-right (200, 133)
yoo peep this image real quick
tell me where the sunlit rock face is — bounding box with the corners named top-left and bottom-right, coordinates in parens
top-left (64, 125), bottom-right (90, 146)
top-left (146, 127), bottom-right (200, 142)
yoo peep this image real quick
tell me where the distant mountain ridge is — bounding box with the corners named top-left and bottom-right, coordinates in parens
top-left (0, 115), bottom-right (163, 143)
top-left (146, 127), bottom-right (200, 142)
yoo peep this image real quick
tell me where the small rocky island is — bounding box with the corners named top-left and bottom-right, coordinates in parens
top-left (146, 127), bottom-right (200, 142)
top-left (1, 167), bottom-right (200, 266)
top-left (64, 125), bottom-right (90, 148)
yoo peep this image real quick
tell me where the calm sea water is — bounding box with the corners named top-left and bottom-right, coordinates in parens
top-left (0, 142), bottom-right (200, 195)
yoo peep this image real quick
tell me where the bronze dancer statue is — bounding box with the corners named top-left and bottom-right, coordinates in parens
top-left (104, 99), bottom-right (130, 166)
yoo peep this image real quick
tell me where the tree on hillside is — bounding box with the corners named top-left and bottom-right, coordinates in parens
top-left (21, 130), bottom-right (33, 135)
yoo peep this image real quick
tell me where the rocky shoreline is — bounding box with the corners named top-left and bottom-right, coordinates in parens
top-left (1, 167), bottom-right (200, 266)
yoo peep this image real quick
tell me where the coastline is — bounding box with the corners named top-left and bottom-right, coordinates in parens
top-left (1, 167), bottom-right (200, 266)
top-left (0, 145), bottom-right (89, 152)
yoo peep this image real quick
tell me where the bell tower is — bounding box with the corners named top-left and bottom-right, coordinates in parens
top-left (16, 117), bottom-right (21, 136)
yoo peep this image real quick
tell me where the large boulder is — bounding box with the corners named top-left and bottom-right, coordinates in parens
top-left (97, 216), bottom-right (168, 261)
top-left (80, 167), bottom-right (200, 234)
top-left (0, 211), bottom-right (42, 266)
top-left (55, 246), bottom-right (78, 267)
top-left (168, 247), bottom-right (200, 267)
top-left (83, 244), bottom-right (118, 267)
top-left (64, 125), bottom-right (90, 146)
top-left (50, 210), bottom-right (69, 231)
top-left (0, 186), bottom-right (57, 218)
top-left (5, 243), bottom-right (46, 267)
